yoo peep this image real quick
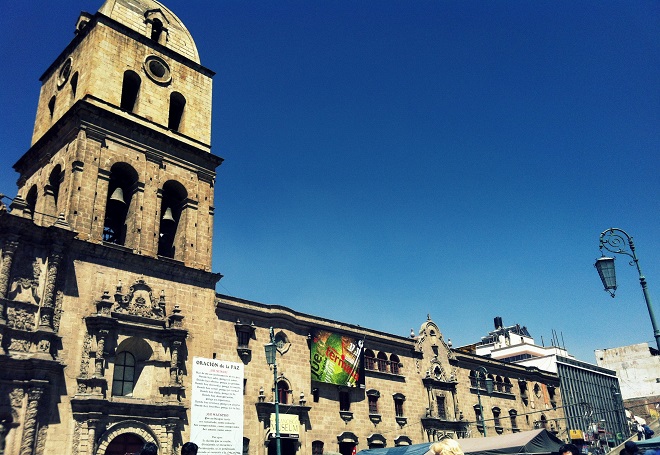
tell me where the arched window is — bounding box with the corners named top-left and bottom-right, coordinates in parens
top-left (393, 393), bottom-right (405, 417)
top-left (168, 92), bottom-right (186, 131)
top-left (366, 389), bottom-right (380, 415)
top-left (277, 380), bottom-right (289, 404)
top-left (120, 70), bottom-right (141, 112)
top-left (364, 349), bottom-right (375, 370)
top-left (151, 18), bottom-right (164, 41)
top-left (509, 409), bottom-right (519, 431)
top-left (48, 96), bottom-right (56, 118)
top-left (25, 185), bottom-right (38, 220)
top-left (112, 351), bottom-right (136, 396)
top-left (70, 72), bottom-right (79, 97)
top-left (105, 434), bottom-right (144, 455)
top-left (312, 441), bottom-right (324, 455)
top-left (157, 180), bottom-right (188, 259)
top-left (376, 352), bottom-right (388, 372)
top-left (46, 165), bottom-right (63, 220)
top-left (103, 163), bottom-right (138, 245)
top-left (390, 354), bottom-right (400, 374)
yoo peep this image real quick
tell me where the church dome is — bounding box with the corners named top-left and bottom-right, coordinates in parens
top-left (98, 0), bottom-right (200, 63)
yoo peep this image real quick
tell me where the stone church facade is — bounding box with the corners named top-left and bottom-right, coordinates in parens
top-left (0, 1), bottom-right (565, 454)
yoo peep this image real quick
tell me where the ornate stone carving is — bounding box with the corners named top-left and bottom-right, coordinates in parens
top-left (19, 387), bottom-right (44, 455)
top-left (7, 254), bottom-right (42, 305)
top-left (9, 337), bottom-right (30, 352)
top-left (113, 278), bottom-right (166, 319)
top-left (0, 239), bottom-right (20, 300)
top-left (40, 251), bottom-right (63, 331)
top-left (95, 331), bottom-right (108, 377)
top-left (52, 291), bottom-right (64, 331)
top-left (80, 334), bottom-right (92, 378)
top-left (10, 388), bottom-right (25, 408)
top-left (7, 306), bottom-right (37, 331)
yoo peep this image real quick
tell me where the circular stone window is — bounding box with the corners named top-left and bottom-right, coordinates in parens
top-left (143, 55), bottom-right (171, 85)
top-left (57, 58), bottom-right (72, 89)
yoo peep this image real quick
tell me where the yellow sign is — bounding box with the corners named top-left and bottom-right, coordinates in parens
top-left (270, 414), bottom-right (300, 437)
top-left (569, 429), bottom-right (584, 440)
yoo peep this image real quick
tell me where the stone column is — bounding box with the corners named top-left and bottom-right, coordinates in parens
top-left (166, 422), bottom-right (176, 455)
top-left (39, 249), bottom-right (64, 330)
top-left (170, 341), bottom-right (181, 385)
top-left (0, 238), bottom-right (19, 305)
top-left (95, 330), bottom-right (108, 377)
top-left (87, 419), bottom-right (101, 455)
top-left (19, 386), bottom-right (44, 455)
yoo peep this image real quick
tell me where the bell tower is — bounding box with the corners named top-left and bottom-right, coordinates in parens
top-left (13, 0), bottom-right (222, 271)
top-left (1, 2), bottom-right (224, 454)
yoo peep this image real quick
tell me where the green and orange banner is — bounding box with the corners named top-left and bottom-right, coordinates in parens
top-left (310, 330), bottom-right (364, 387)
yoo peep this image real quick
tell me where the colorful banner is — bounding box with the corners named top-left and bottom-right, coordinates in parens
top-left (310, 330), bottom-right (363, 386)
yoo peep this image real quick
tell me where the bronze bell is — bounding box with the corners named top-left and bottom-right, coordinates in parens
top-left (109, 187), bottom-right (125, 204)
top-left (162, 207), bottom-right (175, 223)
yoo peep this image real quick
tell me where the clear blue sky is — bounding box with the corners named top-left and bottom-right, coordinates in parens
top-left (1, 1), bottom-right (658, 363)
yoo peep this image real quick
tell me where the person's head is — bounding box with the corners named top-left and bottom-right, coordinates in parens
top-left (430, 438), bottom-right (463, 455)
top-left (624, 441), bottom-right (639, 455)
top-left (139, 442), bottom-right (158, 455)
top-left (182, 442), bottom-right (199, 455)
top-left (558, 443), bottom-right (580, 455)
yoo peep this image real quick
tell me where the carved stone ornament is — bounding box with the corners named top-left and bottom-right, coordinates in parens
top-left (7, 257), bottom-right (42, 305)
top-left (7, 306), bottom-right (37, 331)
top-left (113, 278), bottom-right (166, 319)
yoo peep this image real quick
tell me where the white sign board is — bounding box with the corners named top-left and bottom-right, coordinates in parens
top-left (191, 357), bottom-right (244, 455)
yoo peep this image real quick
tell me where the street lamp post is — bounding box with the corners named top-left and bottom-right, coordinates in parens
top-left (595, 228), bottom-right (660, 351)
top-left (264, 327), bottom-right (281, 455)
top-left (475, 366), bottom-right (494, 437)
top-left (610, 384), bottom-right (624, 444)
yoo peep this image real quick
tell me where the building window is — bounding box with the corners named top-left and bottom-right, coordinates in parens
top-left (504, 377), bottom-right (513, 394)
top-left (495, 376), bottom-right (504, 392)
top-left (243, 438), bottom-right (250, 455)
top-left (390, 354), bottom-right (400, 374)
top-left (48, 96), bottom-right (56, 118)
top-left (364, 349), bottom-right (375, 370)
top-left (151, 18), bottom-right (164, 41)
top-left (474, 404), bottom-right (484, 433)
top-left (493, 407), bottom-right (502, 433)
top-left (237, 330), bottom-right (250, 347)
top-left (393, 394), bottom-right (405, 418)
top-left (168, 92), bottom-right (186, 131)
top-left (509, 409), bottom-right (518, 431)
top-left (376, 352), bottom-right (388, 372)
top-left (277, 380), bottom-right (289, 404)
top-left (112, 351), bottom-right (136, 396)
top-left (120, 70), bottom-right (141, 112)
top-left (70, 72), bottom-right (79, 97)
top-left (103, 163), bottom-right (138, 246)
top-left (312, 441), bottom-right (324, 455)
top-left (367, 390), bottom-right (380, 415)
top-left (25, 185), bottom-right (38, 220)
top-left (158, 180), bottom-right (188, 259)
top-left (46, 165), bottom-right (63, 220)
top-left (339, 391), bottom-right (351, 412)
top-left (436, 395), bottom-right (447, 420)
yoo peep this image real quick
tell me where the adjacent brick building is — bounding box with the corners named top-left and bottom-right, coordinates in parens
top-left (0, 1), bottom-right (565, 454)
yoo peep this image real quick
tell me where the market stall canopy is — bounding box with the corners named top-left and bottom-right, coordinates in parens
top-left (456, 429), bottom-right (564, 455)
top-left (357, 429), bottom-right (563, 455)
top-left (636, 436), bottom-right (660, 450)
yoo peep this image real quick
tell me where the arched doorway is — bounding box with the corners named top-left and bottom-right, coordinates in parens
top-left (267, 437), bottom-right (297, 455)
top-left (105, 433), bottom-right (144, 455)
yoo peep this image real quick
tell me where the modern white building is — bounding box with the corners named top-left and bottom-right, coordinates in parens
top-left (466, 317), bottom-right (628, 447)
top-left (595, 343), bottom-right (660, 423)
